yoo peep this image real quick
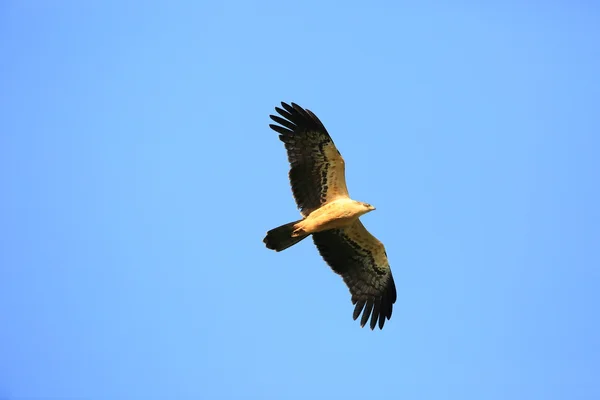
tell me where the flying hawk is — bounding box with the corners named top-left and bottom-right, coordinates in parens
top-left (263, 102), bottom-right (397, 330)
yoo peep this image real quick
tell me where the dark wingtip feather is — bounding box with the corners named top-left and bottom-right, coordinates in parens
top-left (360, 300), bottom-right (374, 328)
top-left (305, 109), bottom-right (326, 128)
top-left (274, 106), bottom-right (293, 120)
top-left (370, 298), bottom-right (382, 330)
top-left (280, 102), bottom-right (295, 114)
top-left (269, 124), bottom-right (292, 135)
top-left (270, 115), bottom-right (296, 130)
top-left (353, 299), bottom-right (366, 321)
top-left (291, 102), bottom-right (304, 114)
top-left (291, 103), bottom-right (312, 121)
top-left (378, 312), bottom-right (386, 329)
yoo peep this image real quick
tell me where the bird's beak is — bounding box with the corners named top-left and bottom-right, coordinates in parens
top-left (370, 205), bottom-right (376, 211)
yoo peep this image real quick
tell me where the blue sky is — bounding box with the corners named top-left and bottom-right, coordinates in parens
top-left (1, 1), bottom-right (599, 399)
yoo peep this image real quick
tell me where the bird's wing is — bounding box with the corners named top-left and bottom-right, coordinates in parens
top-left (312, 220), bottom-right (397, 330)
top-left (269, 102), bottom-right (349, 217)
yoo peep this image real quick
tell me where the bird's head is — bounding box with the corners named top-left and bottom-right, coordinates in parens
top-left (360, 202), bottom-right (376, 213)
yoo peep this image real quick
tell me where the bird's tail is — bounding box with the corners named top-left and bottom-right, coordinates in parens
top-left (263, 219), bottom-right (309, 252)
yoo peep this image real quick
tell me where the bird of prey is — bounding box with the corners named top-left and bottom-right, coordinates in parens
top-left (263, 102), bottom-right (397, 330)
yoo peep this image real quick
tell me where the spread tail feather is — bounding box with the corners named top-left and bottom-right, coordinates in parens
top-left (263, 219), bottom-right (309, 252)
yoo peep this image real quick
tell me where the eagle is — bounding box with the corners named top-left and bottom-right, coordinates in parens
top-left (263, 102), bottom-right (397, 330)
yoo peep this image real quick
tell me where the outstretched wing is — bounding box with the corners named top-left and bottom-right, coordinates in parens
top-left (269, 102), bottom-right (349, 217)
top-left (312, 220), bottom-right (397, 330)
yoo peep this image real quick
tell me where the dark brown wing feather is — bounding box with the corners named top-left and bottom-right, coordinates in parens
top-left (312, 220), bottom-right (397, 330)
top-left (269, 102), bottom-right (349, 216)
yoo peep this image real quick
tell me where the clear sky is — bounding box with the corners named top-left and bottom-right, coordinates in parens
top-left (1, 2), bottom-right (599, 399)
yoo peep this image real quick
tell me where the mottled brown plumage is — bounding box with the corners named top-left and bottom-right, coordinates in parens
top-left (264, 102), bottom-right (396, 330)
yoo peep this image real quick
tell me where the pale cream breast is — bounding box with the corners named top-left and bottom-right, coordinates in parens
top-left (301, 198), bottom-right (371, 234)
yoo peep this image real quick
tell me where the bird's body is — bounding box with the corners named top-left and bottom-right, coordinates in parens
top-left (291, 198), bottom-right (374, 237)
top-left (263, 102), bottom-right (397, 330)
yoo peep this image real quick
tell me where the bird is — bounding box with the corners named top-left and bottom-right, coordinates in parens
top-left (263, 102), bottom-right (397, 330)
